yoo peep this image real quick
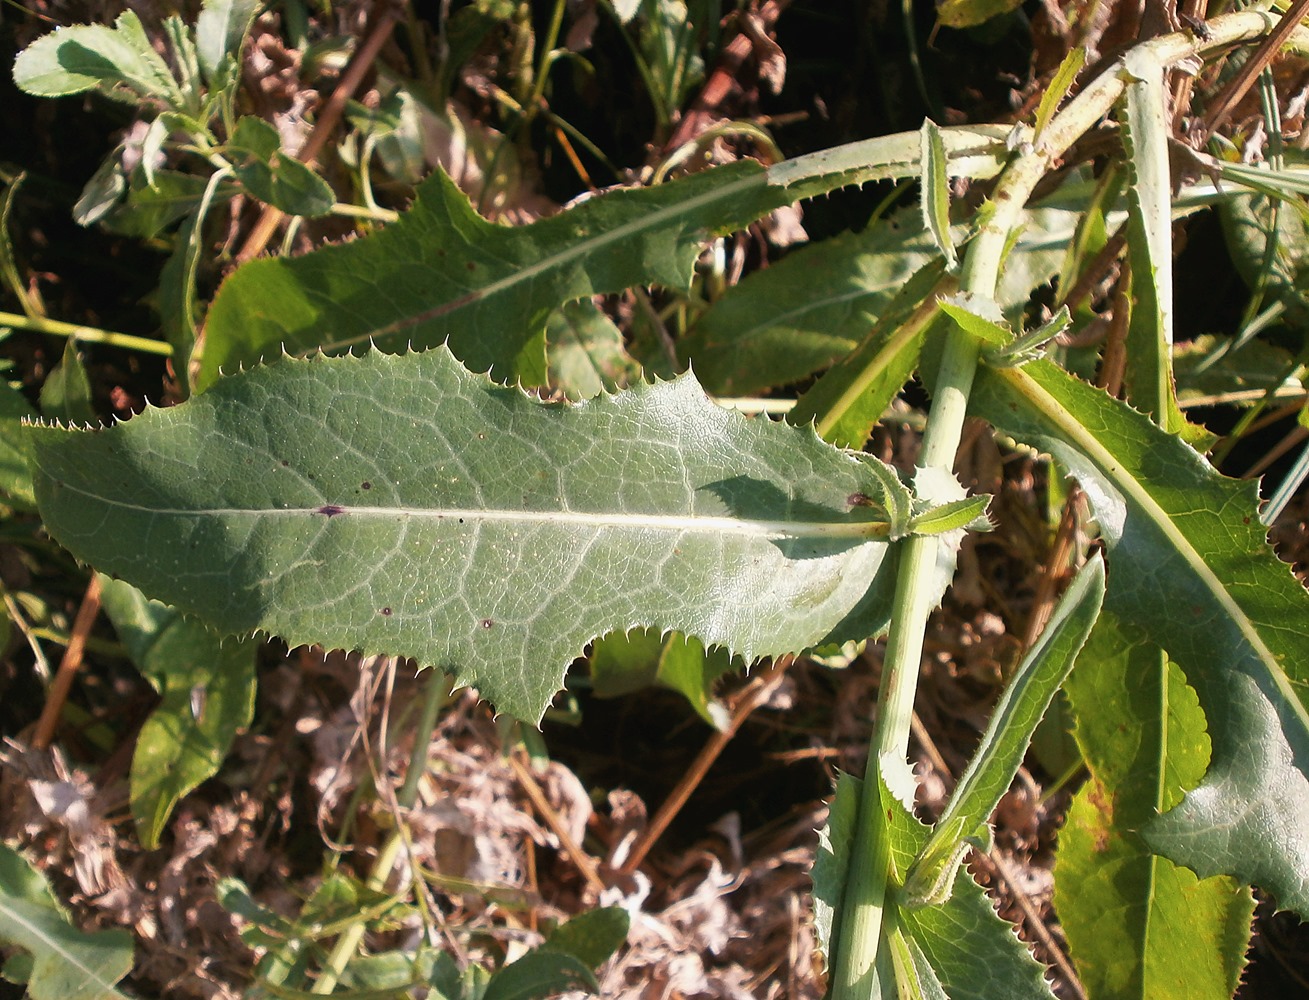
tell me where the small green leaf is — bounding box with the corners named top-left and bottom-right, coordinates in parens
top-left (227, 116), bottom-right (334, 218)
top-left (545, 299), bottom-right (640, 400)
top-left (38, 339), bottom-right (95, 426)
top-left (589, 629), bottom-right (735, 730)
top-left (0, 844), bottom-right (133, 1000)
top-left (103, 167), bottom-right (236, 240)
top-left (13, 10), bottom-right (182, 106)
top-left (98, 575), bottom-right (257, 849)
top-left (541, 906), bottom-right (630, 970)
top-left (0, 381), bottom-right (37, 508)
top-left (905, 495), bottom-right (993, 536)
top-left (919, 120), bottom-right (957, 270)
top-left (482, 950), bottom-right (597, 1000)
top-left (27, 346), bottom-right (914, 723)
top-left (1033, 47), bottom-right (1086, 142)
top-left (72, 153), bottom-right (127, 228)
top-left (195, 0), bottom-right (259, 81)
top-left (938, 292), bottom-right (1010, 347)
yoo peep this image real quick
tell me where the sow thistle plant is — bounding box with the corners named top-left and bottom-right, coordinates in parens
top-left (5, 2), bottom-right (1309, 999)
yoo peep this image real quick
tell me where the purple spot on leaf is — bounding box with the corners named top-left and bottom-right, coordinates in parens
top-left (318, 505), bottom-right (347, 517)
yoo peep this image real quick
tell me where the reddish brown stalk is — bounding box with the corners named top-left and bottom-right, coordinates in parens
top-left (234, 5), bottom-right (400, 264)
top-left (32, 573), bottom-right (102, 751)
top-left (508, 751), bottom-right (606, 894)
top-left (618, 654), bottom-right (793, 875)
top-left (664, 0), bottom-right (791, 152)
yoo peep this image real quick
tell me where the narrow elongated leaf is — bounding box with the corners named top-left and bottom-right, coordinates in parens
top-left (98, 575), bottom-right (257, 848)
top-left (969, 359), bottom-right (1309, 916)
top-left (920, 120), bottom-right (956, 270)
top-left (905, 556), bottom-right (1104, 906)
top-left (813, 771), bottom-right (1054, 998)
top-left (1034, 47), bottom-right (1086, 142)
top-left (199, 127), bottom-right (1015, 389)
top-left (27, 346), bottom-right (916, 723)
top-left (0, 844), bottom-right (133, 1000)
top-left (1057, 613), bottom-right (1254, 999)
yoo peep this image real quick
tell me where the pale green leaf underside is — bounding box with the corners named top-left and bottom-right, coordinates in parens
top-left (0, 845), bottom-right (133, 1000)
top-left (27, 347), bottom-right (911, 723)
top-left (971, 359), bottom-right (1309, 916)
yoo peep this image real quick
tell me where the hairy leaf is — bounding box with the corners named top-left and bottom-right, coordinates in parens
top-left (27, 346), bottom-right (919, 723)
top-left (199, 127), bottom-right (1015, 389)
top-left (1057, 613), bottom-right (1253, 999)
top-left (970, 359), bottom-right (1309, 916)
top-left (0, 844), bottom-right (133, 1000)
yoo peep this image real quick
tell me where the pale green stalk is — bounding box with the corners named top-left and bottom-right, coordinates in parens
top-left (829, 12), bottom-right (1282, 997)
top-left (0, 310), bottom-right (172, 356)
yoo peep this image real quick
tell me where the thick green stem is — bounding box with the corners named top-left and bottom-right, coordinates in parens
top-left (828, 12), bottom-right (1280, 998)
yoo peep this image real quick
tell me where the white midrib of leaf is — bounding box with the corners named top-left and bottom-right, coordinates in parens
top-left (0, 898), bottom-right (125, 996)
top-left (47, 482), bottom-right (895, 540)
top-left (1004, 365), bottom-right (1309, 732)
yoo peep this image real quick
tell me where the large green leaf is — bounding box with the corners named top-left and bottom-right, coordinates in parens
top-left (97, 575), bottom-right (257, 849)
top-left (0, 844), bottom-right (133, 1000)
top-left (1057, 613), bottom-right (1253, 999)
top-left (969, 359), bottom-right (1309, 916)
top-left (197, 127), bottom-right (1015, 389)
top-left (814, 771), bottom-right (1054, 999)
top-left (27, 346), bottom-right (922, 723)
